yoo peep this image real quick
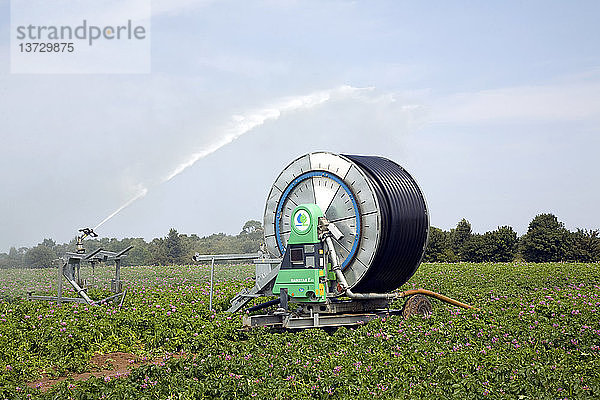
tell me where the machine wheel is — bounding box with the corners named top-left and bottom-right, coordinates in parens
top-left (402, 294), bottom-right (432, 319)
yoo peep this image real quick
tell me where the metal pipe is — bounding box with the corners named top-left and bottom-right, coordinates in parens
top-left (115, 245), bottom-right (134, 258)
top-left (84, 247), bottom-right (103, 260)
top-left (209, 257), bottom-right (215, 311)
top-left (57, 260), bottom-right (64, 305)
top-left (326, 236), bottom-right (479, 310)
top-left (63, 272), bottom-right (95, 305)
top-left (97, 291), bottom-right (126, 304)
top-left (115, 259), bottom-right (121, 293)
top-left (326, 237), bottom-right (395, 300)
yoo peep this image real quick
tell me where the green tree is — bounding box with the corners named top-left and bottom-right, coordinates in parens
top-left (519, 213), bottom-right (569, 262)
top-left (117, 238), bottom-right (152, 266)
top-left (565, 229), bottom-right (600, 262)
top-left (7, 247), bottom-right (26, 268)
top-left (164, 228), bottom-right (185, 265)
top-left (0, 253), bottom-right (10, 268)
top-left (423, 227), bottom-right (448, 262)
top-left (461, 234), bottom-right (488, 262)
top-left (489, 226), bottom-right (518, 262)
top-left (40, 238), bottom-right (56, 249)
top-left (24, 245), bottom-right (56, 268)
top-left (451, 218), bottom-right (472, 261)
top-left (240, 220), bottom-right (263, 236)
top-left (461, 226), bottom-right (517, 262)
top-left (149, 237), bottom-right (166, 265)
top-left (238, 220), bottom-right (264, 253)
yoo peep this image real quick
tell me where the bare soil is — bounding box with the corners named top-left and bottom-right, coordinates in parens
top-left (27, 351), bottom-right (183, 392)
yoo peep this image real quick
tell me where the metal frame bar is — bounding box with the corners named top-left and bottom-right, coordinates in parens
top-left (209, 257), bottom-right (215, 311)
top-left (193, 252), bottom-right (262, 262)
top-left (27, 294), bottom-right (88, 304)
top-left (95, 290), bottom-right (127, 305)
top-left (243, 309), bottom-right (403, 329)
top-left (193, 252), bottom-right (266, 312)
top-left (28, 247), bottom-right (133, 307)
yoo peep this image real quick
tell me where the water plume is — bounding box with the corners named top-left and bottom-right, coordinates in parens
top-left (93, 85), bottom-right (370, 229)
top-left (93, 186), bottom-right (148, 230)
top-left (163, 85), bottom-right (368, 182)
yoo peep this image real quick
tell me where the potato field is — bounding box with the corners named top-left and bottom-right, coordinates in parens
top-left (0, 262), bottom-right (598, 399)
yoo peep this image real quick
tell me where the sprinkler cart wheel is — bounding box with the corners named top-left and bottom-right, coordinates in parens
top-left (402, 294), bottom-right (432, 319)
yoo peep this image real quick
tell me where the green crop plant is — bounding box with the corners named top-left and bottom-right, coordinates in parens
top-left (0, 262), bottom-right (598, 399)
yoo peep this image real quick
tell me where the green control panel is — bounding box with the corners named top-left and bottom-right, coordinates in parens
top-left (273, 204), bottom-right (328, 302)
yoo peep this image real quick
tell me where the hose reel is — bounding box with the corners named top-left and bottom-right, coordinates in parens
top-left (263, 152), bottom-right (429, 294)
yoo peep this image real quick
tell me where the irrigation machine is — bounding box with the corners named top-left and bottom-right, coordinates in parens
top-left (25, 151), bottom-right (476, 322)
top-left (222, 152), bottom-right (477, 329)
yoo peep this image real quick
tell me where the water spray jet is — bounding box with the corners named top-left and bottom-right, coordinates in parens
top-left (91, 85), bottom-right (370, 231)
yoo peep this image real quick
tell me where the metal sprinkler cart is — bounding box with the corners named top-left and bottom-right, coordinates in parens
top-left (27, 228), bottom-right (131, 306)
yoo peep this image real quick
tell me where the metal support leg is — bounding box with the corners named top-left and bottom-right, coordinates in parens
top-left (63, 269), bottom-right (94, 305)
top-left (209, 257), bottom-right (215, 311)
top-left (118, 289), bottom-right (127, 307)
top-left (112, 259), bottom-right (122, 293)
top-left (280, 288), bottom-right (288, 310)
top-left (226, 265), bottom-right (280, 313)
top-left (57, 260), bottom-right (64, 305)
top-left (76, 264), bottom-right (81, 287)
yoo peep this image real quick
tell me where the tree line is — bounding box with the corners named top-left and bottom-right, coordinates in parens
top-left (1, 213), bottom-right (599, 269)
top-left (424, 213), bottom-right (600, 263)
top-left (0, 220), bottom-right (264, 269)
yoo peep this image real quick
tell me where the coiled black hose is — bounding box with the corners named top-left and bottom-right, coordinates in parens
top-left (344, 155), bottom-right (429, 293)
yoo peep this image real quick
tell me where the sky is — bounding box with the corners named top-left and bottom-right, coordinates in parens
top-left (1, 0), bottom-right (599, 251)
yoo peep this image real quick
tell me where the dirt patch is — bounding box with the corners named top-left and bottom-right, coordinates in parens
top-left (27, 351), bottom-right (184, 392)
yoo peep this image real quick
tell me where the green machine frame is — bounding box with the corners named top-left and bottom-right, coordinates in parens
top-left (272, 204), bottom-right (328, 303)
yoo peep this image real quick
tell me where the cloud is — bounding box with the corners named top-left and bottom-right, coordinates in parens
top-left (430, 81), bottom-right (600, 125)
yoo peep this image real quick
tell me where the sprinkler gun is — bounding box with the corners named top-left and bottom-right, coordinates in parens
top-left (76, 228), bottom-right (98, 254)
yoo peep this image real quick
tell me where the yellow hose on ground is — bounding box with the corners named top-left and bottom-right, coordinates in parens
top-left (397, 289), bottom-right (480, 311)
